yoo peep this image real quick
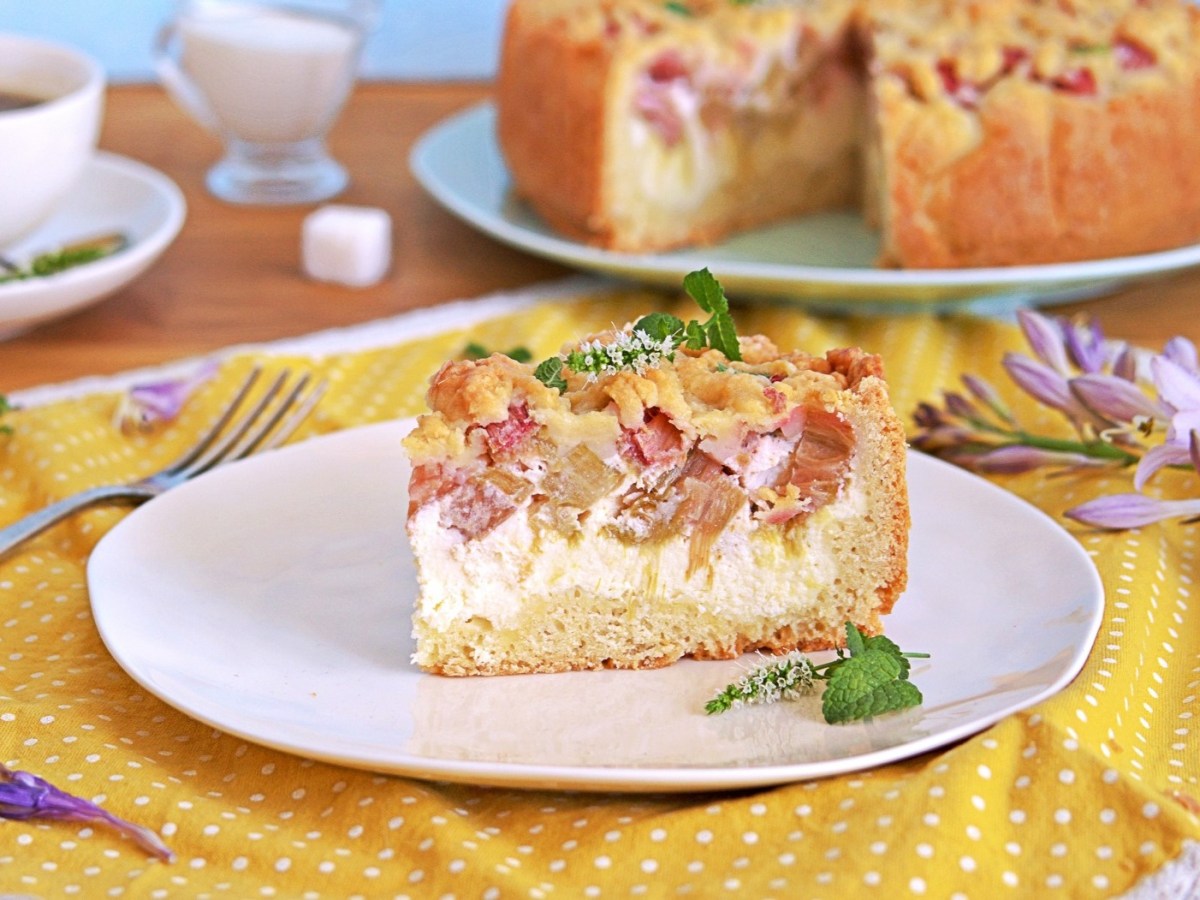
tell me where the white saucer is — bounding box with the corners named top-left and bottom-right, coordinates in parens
top-left (412, 104), bottom-right (1200, 312)
top-left (0, 151), bottom-right (186, 339)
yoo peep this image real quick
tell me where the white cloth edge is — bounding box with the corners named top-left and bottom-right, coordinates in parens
top-left (9, 274), bottom-right (610, 408)
top-left (1123, 840), bottom-right (1200, 899)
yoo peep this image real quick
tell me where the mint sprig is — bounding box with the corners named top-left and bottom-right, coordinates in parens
top-left (533, 268), bottom-right (741, 391)
top-left (705, 622), bottom-right (929, 725)
top-left (682, 268), bottom-right (741, 361)
top-left (0, 233), bottom-right (127, 285)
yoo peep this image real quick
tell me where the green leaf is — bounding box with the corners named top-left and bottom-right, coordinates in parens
top-left (464, 343), bottom-right (533, 363)
top-left (633, 312), bottom-right (685, 343)
top-left (823, 678), bottom-right (923, 724)
top-left (533, 357), bottom-right (568, 392)
top-left (821, 649), bottom-right (919, 724)
top-left (859, 631), bottom-right (911, 679)
top-left (0, 233), bottom-right (127, 284)
top-left (705, 313), bottom-right (741, 361)
top-left (683, 268), bottom-right (740, 361)
top-left (683, 268), bottom-right (727, 315)
top-left (684, 320), bottom-right (707, 350)
top-left (844, 621), bottom-right (867, 657)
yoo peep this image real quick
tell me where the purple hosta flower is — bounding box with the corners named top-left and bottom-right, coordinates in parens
top-left (1163, 335), bottom-right (1199, 373)
top-left (1062, 316), bottom-right (1108, 374)
top-left (1037, 431), bottom-right (1200, 523)
top-left (1069, 373), bottom-right (1167, 431)
top-left (961, 373), bottom-right (1016, 426)
top-left (1066, 491), bottom-right (1200, 530)
top-left (114, 361), bottom-right (217, 434)
top-left (911, 369), bottom-right (1137, 472)
top-left (0, 763), bottom-right (173, 861)
top-left (965, 446), bottom-right (1114, 475)
top-left (1002, 352), bottom-right (1097, 426)
top-left (910, 392), bottom-right (1004, 457)
top-left (910, 402), bottom-right (983, 454)
top-left (1004, 310), bottom-right (1166, 437)
top-left (1018, 308), bottom-right (1130, 376)
top-left (1134, 357), bottom-right (1200, 489)
top-left (1017, 308), bottom-right (1075, 375)
top-left (914, 310), bottom-right (1200, 530)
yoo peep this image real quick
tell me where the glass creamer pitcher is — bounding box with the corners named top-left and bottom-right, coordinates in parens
top-left (155, 0), bottom-right (378, 205)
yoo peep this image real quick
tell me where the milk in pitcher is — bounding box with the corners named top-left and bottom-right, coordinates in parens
top-left (179, 2), bottom-right (360, 144)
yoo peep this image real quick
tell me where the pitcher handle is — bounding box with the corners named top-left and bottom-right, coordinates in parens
top-left (153, 16), bottom-right (220, 133)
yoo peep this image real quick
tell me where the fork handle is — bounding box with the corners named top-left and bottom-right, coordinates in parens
top-left (0, 485), bottom-right (150, 560)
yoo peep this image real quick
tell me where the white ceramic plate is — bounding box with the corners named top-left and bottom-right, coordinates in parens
top-left (411, 103), bottom-right (1200, 312)
top-left (87, 420), bottom-right (1103, 792)
top-left (0, 151), bottom-right (186, 339)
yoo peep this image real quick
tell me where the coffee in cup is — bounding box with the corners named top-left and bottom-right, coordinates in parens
top-left (0, 35), bottom-right (105, 248)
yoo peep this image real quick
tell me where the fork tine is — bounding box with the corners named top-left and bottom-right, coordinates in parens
top-left (260, 377), bottom-right (327, 452)
top-left (180, 369), bottom-right (292, 478)
top-left (162, 366), bottom-right (263, 476)
top-left (221, 372), bottom-right (316, 462)
top-left (181, 369), bottom-right (326, 476)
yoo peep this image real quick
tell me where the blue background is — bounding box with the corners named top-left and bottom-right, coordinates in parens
top-left (0, 1), bottom-right (507, 82)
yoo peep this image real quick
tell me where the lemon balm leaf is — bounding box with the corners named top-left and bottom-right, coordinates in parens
top-left (822, 670), bottom-right (923, 724)
top-left (844, 620), bottom-right (867, 657)
top-left (464, 342), bottom-right (533, 362)
top-left (682, 267), bottom-right (726, 315)
top-left (684, 320), bottom-right (707, 350)
top-left (858, 630), bottom-right (913, 679)
top-left (705, 314), bottom-right (740, 362)
top-left (633, 312), bottom-right (685, 343)
top-left (683, 268), bottom-right (741, 361)
top-left (533, 357), bottom-right (567, 392)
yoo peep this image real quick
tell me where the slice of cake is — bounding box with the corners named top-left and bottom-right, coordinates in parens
top-left (404, 280), bottom-right (910, 676)
top-left (496, 0), bottom-right (1200, 267)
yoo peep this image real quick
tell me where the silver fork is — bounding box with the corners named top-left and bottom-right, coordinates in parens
top-left (0, 366), bottom-right (326, 560)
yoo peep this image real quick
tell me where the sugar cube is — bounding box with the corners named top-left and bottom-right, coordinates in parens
top-left (302, 205), bottom-right (392, 287)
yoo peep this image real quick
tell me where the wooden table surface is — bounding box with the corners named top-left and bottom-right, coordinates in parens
top-left (6, 80), bottom-right (1200, 393)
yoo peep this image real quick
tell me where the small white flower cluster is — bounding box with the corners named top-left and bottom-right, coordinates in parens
top-left (725, 652), bottom-right (816, 710)
top-left (567, 329), bottom-right (680, 380)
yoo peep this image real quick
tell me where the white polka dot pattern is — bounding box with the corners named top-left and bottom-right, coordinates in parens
top-left (0, 292), bottom-right (1197, 896)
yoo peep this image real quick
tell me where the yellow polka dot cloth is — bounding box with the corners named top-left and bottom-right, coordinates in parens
top-left (2, 285), bottom-right (1198, 899)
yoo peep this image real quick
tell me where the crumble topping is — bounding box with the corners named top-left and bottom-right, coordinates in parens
top-left (404, 329), bottom-right (888, 559)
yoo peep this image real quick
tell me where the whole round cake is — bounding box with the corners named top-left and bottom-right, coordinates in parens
top-left (496, 0), bottom-right (1200, 268)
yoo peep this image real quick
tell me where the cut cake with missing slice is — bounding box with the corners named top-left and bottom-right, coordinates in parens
top-left (497, 0), bottom-right (1200, 268)
top-left (404, 325), bottom-right (910, 676)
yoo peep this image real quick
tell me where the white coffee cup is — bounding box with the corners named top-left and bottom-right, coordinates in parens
top-left (0, 34), bottom-right (105, 248)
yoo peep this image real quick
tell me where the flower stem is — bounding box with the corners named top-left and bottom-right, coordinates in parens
top-left (1010, 432), bottom-right (1138, 465)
